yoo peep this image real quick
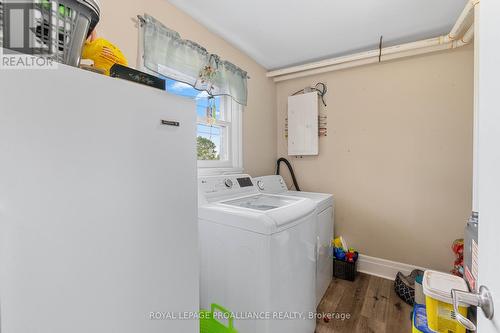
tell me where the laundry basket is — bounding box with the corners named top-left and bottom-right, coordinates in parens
top-left (200, 303), bottom-right (238, 333)
top-left (0, 0), bottom-right (100, 66)
top-left (0, 1), bottom-right (5, 48)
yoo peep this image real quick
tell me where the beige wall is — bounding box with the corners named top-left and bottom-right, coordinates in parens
top-left (96, 0), bottom-right (276, 176)
top-left (96, 0), bottom-right (473, 271)
top-left (277, 46), bottom-right (474, 271)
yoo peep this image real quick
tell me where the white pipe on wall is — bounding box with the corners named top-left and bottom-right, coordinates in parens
top-left (449, 0), bottom-right (478, 40)
top-left (461, 25), bottom-right (475, 44)
top-left (271, 36), bottom-right (471, 82)
top-left (268, 0), bottom-right (478, 82)
top-left (268, 36), bottom-right (453, 78)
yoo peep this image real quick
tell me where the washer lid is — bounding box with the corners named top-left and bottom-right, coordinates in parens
top-left (199, 194), bottom-right (316, 234)
top-left (284, 191), bottom-right (334, 212)
top-left (254, 175), bottom-right (334, 211)
top-left (222, 194), bottom-right (300, 211)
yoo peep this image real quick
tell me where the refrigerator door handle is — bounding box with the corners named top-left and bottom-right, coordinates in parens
top-left (161, 120), bottom-right (180, 127)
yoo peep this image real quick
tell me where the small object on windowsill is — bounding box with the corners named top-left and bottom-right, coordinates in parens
top-left (109, 64), bottom-right (166, 91)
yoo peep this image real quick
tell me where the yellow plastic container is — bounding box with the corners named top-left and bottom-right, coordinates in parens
top-left (423, 270), bottom-right (469, 333)
top-left (81, 38), bottom-right (128, 75)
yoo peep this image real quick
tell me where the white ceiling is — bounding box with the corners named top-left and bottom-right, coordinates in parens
top-left (167, 0), bottom-right (468, 70)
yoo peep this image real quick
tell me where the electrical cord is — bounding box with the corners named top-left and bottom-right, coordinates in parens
top-left (314, 82), bottom-right (328, 107)
top-left (276, 157), bottom-right (301, 191)
top-left (291, 82), bottom-right (328, 107)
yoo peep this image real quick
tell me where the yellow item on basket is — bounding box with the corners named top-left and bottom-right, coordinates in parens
top-left (332, 236), bottom-right (348, 251)
top-left (81, 38), bottom-right (128, 75)
top-left (423, 270), bottom-right (469, 333)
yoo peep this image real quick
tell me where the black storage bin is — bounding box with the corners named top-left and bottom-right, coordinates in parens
top-left (333, 258), bottom-right (357, 281)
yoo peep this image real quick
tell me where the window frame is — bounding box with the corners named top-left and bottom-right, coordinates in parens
top-left (137, 35), bottom-right (243, 175)
top-left (196, 96), bottom-right (243, 172)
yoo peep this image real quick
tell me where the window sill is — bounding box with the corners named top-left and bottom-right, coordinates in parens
top-left (197, 167), bottom-right (244, 176)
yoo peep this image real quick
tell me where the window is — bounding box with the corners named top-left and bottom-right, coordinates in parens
top-left (165, 79), bottom-right (242, 171)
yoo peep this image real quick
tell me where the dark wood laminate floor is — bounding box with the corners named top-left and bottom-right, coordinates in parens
top-left (315, 273), bottom-right (413, 333)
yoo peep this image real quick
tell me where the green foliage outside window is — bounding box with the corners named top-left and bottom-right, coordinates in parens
top-left (197, 136), bottom-right (219, 160)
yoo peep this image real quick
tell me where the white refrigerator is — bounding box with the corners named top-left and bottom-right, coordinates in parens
top-left (0, 64), bottom-right (199, 332)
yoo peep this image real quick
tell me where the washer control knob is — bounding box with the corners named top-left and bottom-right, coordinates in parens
top-left (257, 180), bottom-right (265, 190)
top-left (224, 179), bottom-right (233, 188)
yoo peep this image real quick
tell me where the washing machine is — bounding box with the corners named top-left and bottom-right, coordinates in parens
top-left (253, 175), bottom-right (334, 306)
top-left (198, 174), bottom-right (317, 333)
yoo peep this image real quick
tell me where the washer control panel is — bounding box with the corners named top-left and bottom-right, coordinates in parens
top-left (253, 175), bottom-right (288, 194)
top-left (224, 179), bottom-right (234, 188)
top-left (199, 174), bottom-right (259, 203)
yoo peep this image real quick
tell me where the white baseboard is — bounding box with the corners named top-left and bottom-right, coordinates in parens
top-left (357, 254), bottom-right (427, 280)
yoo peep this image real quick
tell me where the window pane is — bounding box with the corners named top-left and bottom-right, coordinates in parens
top-left (165, 78), bottom-right (227, 161)
top-left (197, 124), bottom-right (222, 160)
top-left (166, 79), bottom-right (198, 98)
top-left (165, 79), bottom-right (222, 120)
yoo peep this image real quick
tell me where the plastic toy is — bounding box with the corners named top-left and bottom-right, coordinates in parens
top-left (331, 235), bottom-right (359, 263)
top-left (345, 251), bottom-right (356, 263)
top-left (334, 247), bottom-right (346, 261)
top-left (333, 236), bottom-right (348, 251)
top-left (451, 239), bottom-right (464, 277)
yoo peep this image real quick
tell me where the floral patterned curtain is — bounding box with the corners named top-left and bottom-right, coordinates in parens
top-left (142, 14), bottom-right (248, 106)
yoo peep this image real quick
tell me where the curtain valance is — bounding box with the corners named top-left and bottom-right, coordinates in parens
top-left (142, 14), bottom-right (248, 106)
